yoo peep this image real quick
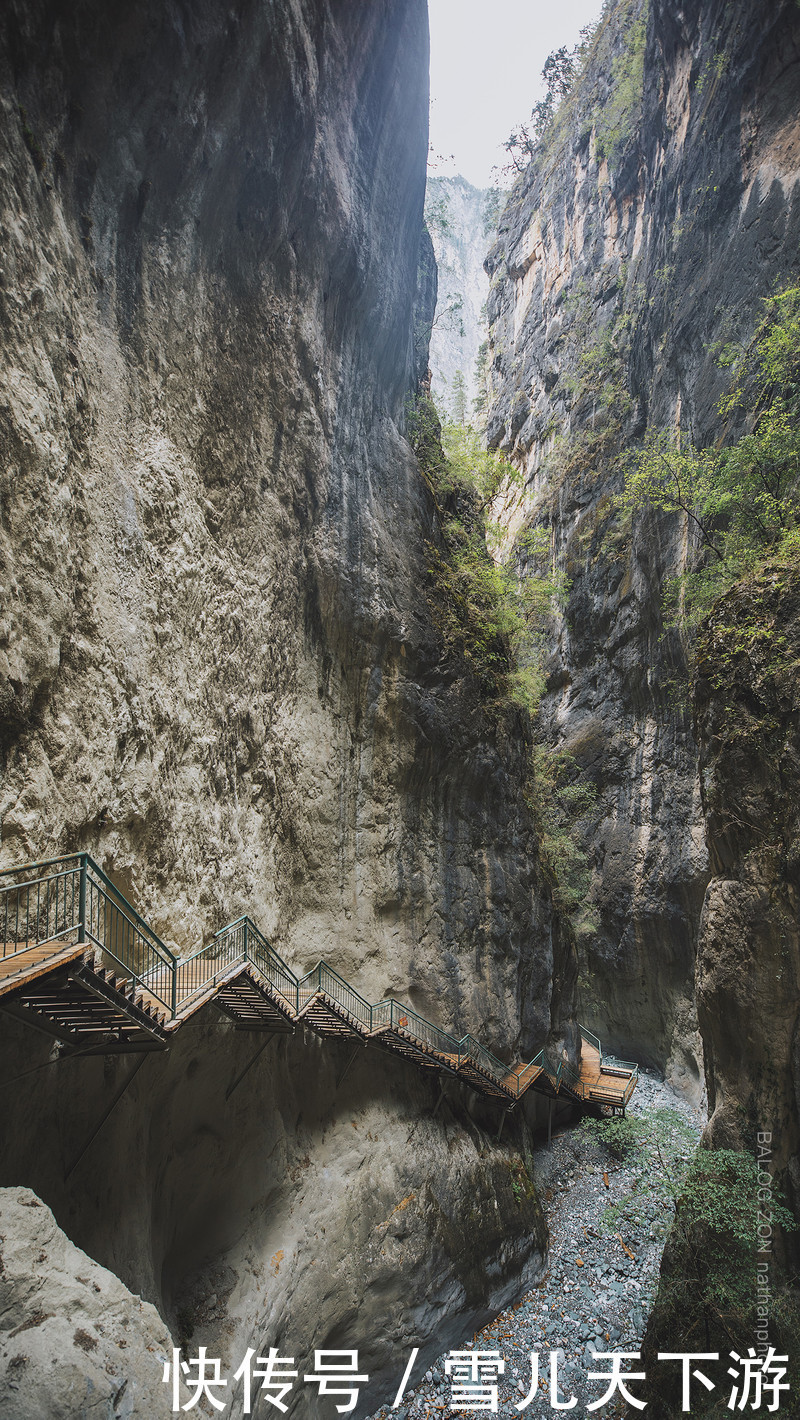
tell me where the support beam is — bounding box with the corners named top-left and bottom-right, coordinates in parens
top-left (0, 998), bottom-right (83, 1046)
top-left (336, 1041), bottom-right (365, 1090)
top-left (496, 1105), bottom-right (511, 1142)
top-left (64, 1054), bottom-right (147, 1181)
top-left (225, 1036), bottom-right (275, 1101)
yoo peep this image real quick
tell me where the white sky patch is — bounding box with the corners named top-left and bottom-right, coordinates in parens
top-left (428, 0), bottom-right (606, 188)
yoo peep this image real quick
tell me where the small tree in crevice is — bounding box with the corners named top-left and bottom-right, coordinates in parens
top-left (621, 282), bottom-right (800, 627)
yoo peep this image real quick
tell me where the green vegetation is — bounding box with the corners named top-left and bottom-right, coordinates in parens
top-left (593, 4), bottom-right (648, 164)
top-left (449, 369), bottom-right (468, 426)
top-left (408, 394), bottom-right (597, 933)
top-left (582, 1108), bottom-right (695, 1225)
top-left (425, 189), bottom-right (453, 241)
top-left (501, 0), bottom-right (648, 178)
top-left (622, 282), bottom-right (800, 626)
top-left (526, 749), bottom-right (597, 929)
top-left (502, 29), bottom-right (592, 173)
top-left (482, 188), bottom-right (504, 237)
top-left (508, 1156), bottom-right (536, 1205)
top-left (409, 406), bottom-right (565, 714)
top-left (584, 1110), bottom-right (798, 1393)
top-left (472, 339), bottom-right (490, 420)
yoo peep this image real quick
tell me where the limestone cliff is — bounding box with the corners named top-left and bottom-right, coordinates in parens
top-left (484, 0), bottom-right (800, 1096)
top-left (0, 0), bottom-right (567, 1412)
top-left (424, 174), bottom-right (491, 417)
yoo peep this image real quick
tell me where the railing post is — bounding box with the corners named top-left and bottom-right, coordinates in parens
top-left (171, 953), bottom-right (177, 1019)
top-left (244, 918), bottom-right (249, 962)
top-left (78, 854), bottom-right (87, 944)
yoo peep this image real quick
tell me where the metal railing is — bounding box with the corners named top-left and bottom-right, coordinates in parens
top-left (0, 853), bottom-right (177, 1011)
top-left (579, 1024), bottom-right (602, 1059)
top-left (82, 859), bottom-right (177, 1012)
top-left (541, 1050), bottom-right (564, 1090)
top-left (171, 919), bottom-right (248, 1010)
top-left (0, 855), bottom-right (84, 961)
top-left (505, 1050), bottom-right (549, 1098)
top-left (0, 854), bottom-right (639, 1112)
top-left (165, 916), bottom-right (301, 1016)
top-left (371, 998), bottom-right (463, 1062)
top-left (243, 919), bottom-right (298, 1014)
top-left (459, 1033), bottom-right (508, 1085)
top-left (297, 961), bottom-right (372, 1031)
top-left (622, 1070), bottom-right (639, 1105)
top-left (560, 1056), bottom-right (585, 1098)
top-left (506, 1050), bottom-right (543, 1082)
top-left (603, 1054), bottom-right (639, 1076)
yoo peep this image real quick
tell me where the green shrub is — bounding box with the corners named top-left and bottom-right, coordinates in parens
top-left (622, 282), bottom-right (800, 625)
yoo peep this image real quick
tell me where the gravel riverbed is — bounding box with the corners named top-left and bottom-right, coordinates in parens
top-left (367, 1071), bottom-right (704, 1417)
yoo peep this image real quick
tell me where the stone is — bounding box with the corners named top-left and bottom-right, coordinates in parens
top-left (0, 1187), bottom-right (176, 1419)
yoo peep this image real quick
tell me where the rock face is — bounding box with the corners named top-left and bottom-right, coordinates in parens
top-left (484, 0), bottom-right (800, 1093)
top-left (0, 1019), bottom-right (547, 1418)
top-left (424, 175), bottom-right (491, 416)
top-left (694, 565), bottom-right (800, 1262)
top-left (0, 0), bottom-right (565, 1410)
top-left (0, 1186), bottom-right (176, 1420)
top-left (0, 0), bottom-right (567, 1078)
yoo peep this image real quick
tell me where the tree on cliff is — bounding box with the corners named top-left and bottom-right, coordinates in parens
top-left (622, 282), bottom-right (800, 623)
top-left (450, 369), bottom-right (468, 425)
top-left (501, 22), bottom-right (598, 174)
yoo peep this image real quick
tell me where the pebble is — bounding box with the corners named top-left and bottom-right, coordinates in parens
top-left (366, 1070), bottom-right (703, 1418)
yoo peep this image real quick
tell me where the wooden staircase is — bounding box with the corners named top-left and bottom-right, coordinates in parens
top-left (0, 943), bottom-right (169, 1053)
top-left (0, 855), bottom-right (638, 1111)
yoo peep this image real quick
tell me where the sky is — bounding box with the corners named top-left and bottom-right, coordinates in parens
top-left (428, 0), bottom-right (606, 188)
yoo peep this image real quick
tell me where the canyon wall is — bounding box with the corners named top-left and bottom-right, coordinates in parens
top-left (694, 564), bottom-right (800, 1255)
top-left (424, 174), bottom-right (490, 416)
top-left (485, 0), bottom-right (800, 1106)
top-left (0, 0), bottom-right (570, 1412)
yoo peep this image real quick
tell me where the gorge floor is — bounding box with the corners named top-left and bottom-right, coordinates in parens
top-left (367, 1071), bottom-right (704, 1418)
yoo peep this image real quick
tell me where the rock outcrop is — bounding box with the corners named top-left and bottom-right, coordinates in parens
top-left (484, 0), bottom-right (800, 1094)
top-left (0, 1186), bottom-right (176, 1420)
top-left (0, 1019), bottom-right (547, 1418)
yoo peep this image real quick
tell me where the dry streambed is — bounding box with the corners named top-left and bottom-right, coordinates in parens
top-left (367, 1071), bottom-right (703, 1417)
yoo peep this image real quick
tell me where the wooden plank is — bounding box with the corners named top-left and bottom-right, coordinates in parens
top-left (165, 959), bottom-right (255, 1029)
top-left (502, 1062), bottom-right (543, 1096)
top-left (297, 991), bottom-right (369, 1038)
top-left (0, 942), bottom-right (86, 998)
top-left (215, 971), bottom-right (296, 1032)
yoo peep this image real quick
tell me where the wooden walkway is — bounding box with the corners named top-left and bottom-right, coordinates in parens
top-left (0, 855), bottom-right (638, 1111)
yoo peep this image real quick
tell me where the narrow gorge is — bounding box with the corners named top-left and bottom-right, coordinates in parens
top-left (0, 0), bottom-right (798, 1417)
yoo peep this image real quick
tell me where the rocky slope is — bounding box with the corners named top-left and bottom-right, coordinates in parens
top-left (484, 0), bottom-right (800, 1098)
top-left (0, 0), bottom-right (572, 1412)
